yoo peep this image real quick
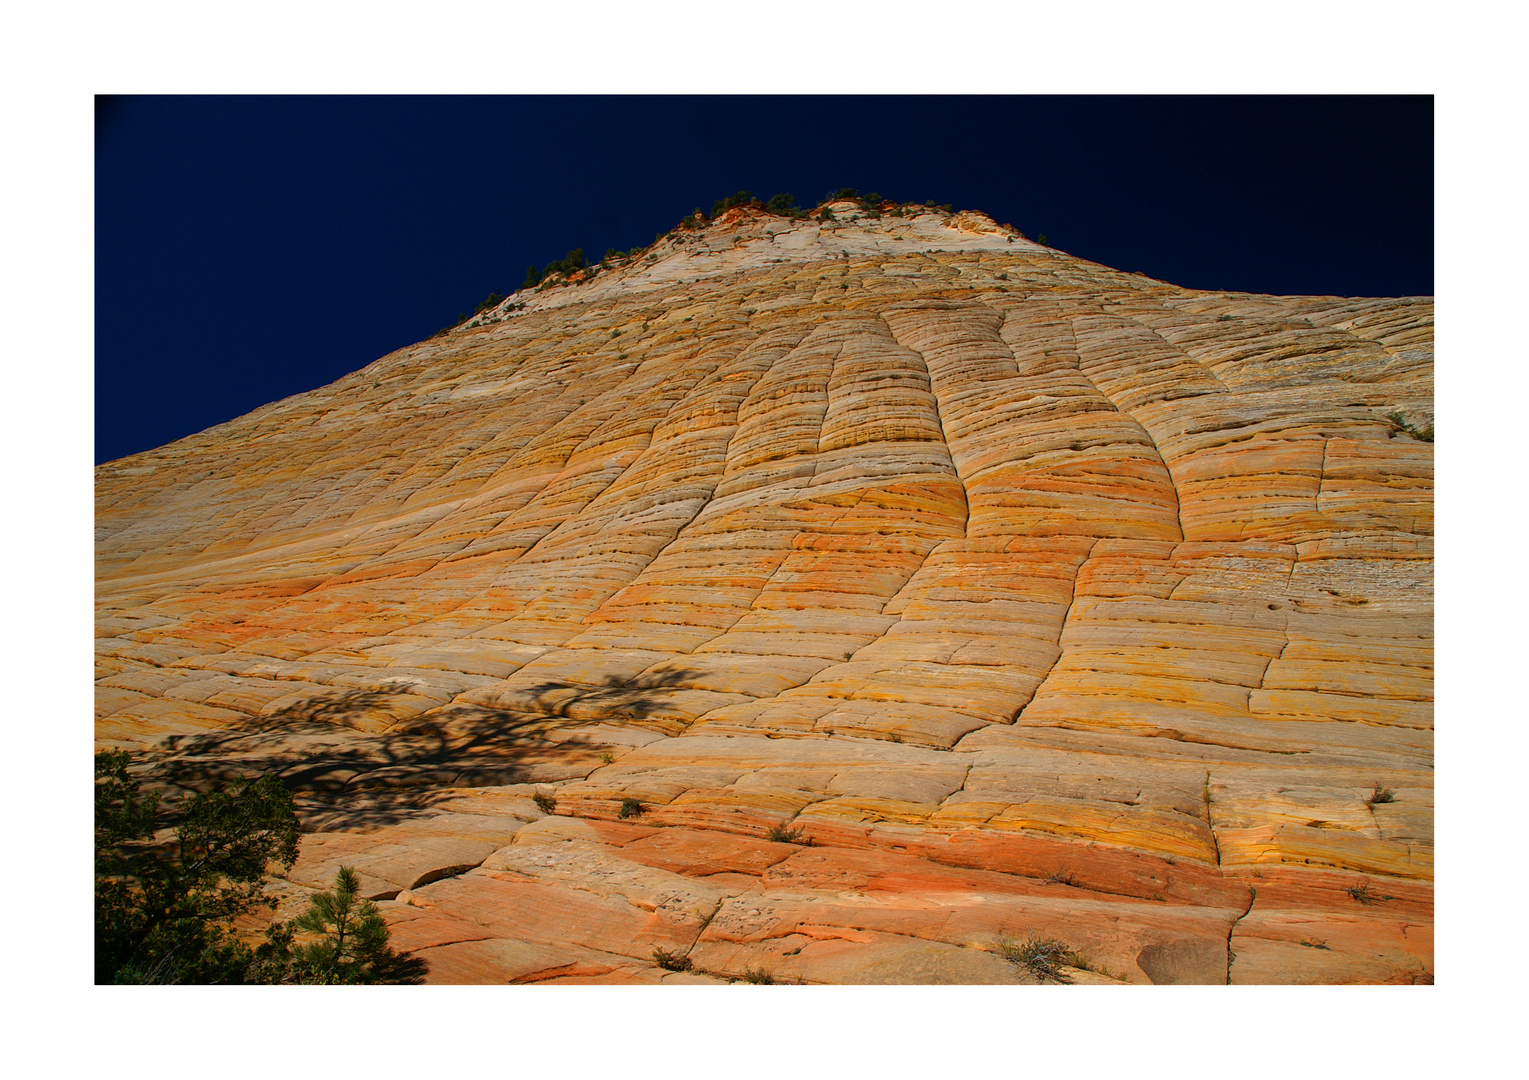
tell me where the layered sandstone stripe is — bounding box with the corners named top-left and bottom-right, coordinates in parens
top-left (97, 202), bottom-right (1433, 984)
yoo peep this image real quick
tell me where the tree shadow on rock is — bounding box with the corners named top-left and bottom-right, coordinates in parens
top-left (520, 666), bottom-right (703, 729)
top-left (142, 668), bottom-right (701, 829)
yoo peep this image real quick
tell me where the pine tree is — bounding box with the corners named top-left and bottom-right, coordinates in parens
top-left (261, 867), bottom-right (425, 984)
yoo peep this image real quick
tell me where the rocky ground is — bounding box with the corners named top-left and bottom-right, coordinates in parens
top-left (96, 201), bottom-right (1432, 983)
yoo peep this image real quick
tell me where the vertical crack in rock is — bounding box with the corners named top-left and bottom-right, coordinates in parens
top-left (1226, 885), bottom-right (1257, 985)
top-left (1011, 538), bottom-right (1098, 723)
top-left (684, 487), bottom-right (874, 683)
top-left (224, 339), bottom-right (653, 605)
top-left (625, 326), bottom-right (848, 668)
top-left (576, 329), bottom-right (801, 656)
top-left (1258, 616), bottom-right (1293, 691)
top-left (1203, 770), bottom-right (1222, 868)
top-left (359, 364), bottom-right (656, 564)
top-left (995, 299), bottom-right (1186, 543)
top-left (465, 335), bottom-right (753, 639)
top-left (877, 314), bottom-right (969, 540)
top-left (1121, 312), bottom-right (1235, 395)
top-left (804, 336), bottom-right (848, 486)
top-left (1316, 435), bottom-right (1331, 514)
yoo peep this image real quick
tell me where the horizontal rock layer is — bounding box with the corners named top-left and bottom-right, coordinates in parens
top-left (97, 203), bottom-right (1433, 983)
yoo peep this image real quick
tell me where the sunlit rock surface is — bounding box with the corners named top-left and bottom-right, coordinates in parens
top-left (96, 202), bottom-right (1433, 984)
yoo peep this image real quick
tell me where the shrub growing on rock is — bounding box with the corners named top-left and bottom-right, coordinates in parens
top-left (711, 190), bottom-right (757, 218)
top-left (765, 822), bottom-right (811, 845)
top-left (765, 192), bottom-right (798, 216)
top-left (998, 934), bottom-right (1089, 983)
top-left (652, 947), bottom-right (693, 972)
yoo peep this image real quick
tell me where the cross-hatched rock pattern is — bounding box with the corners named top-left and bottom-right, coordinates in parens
top-left (96, 203), bottom-right (1433, 984)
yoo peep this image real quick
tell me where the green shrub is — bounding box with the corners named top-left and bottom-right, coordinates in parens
top-left (618, 797), bottom-right (646, 819)
top-left (531, 248), bottom-right (589, 284)
top-left (95, 749), bottom-right (299, 984)
top-left (711, 190), bottom-right (757, 218)
top-left (741, 966), bottom-right (775, 984)
top-left (1367, 783), bottom-right (1397, 805)
top-left (532, 790), bottom-right (556, 814)
top-left (765, 822), bottom-right (811, 845)
top-left (765, 192), bottom-right (798, 215)
top-left (853, 192), bottom-right (885, 218)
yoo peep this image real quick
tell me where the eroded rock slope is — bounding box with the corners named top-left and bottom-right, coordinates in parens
top-left (96, 202), bottom-right (1434, 984)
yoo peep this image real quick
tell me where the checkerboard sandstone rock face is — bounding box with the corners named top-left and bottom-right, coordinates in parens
top-left (96, 203), bottom-right (1432, 984)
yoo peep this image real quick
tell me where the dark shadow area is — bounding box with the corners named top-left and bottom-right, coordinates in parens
top-left (521, 667), bottom-right (702, 723)
top-left (370, 951), bottom-right (429, 985)
top-left (136, 669), bottom-right (701, 830)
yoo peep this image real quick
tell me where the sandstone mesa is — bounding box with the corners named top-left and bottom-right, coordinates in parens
top-left (95, 201), bottom-right (1433, 984)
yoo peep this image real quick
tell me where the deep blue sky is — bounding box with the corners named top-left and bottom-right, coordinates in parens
top-left (95, 95), bottom-right (1432, 465)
